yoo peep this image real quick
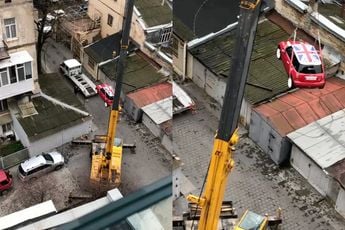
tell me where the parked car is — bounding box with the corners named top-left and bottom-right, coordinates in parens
top-left (96, 83), bottom-right (114, 107)
top-left (0, 169), bottom-right (13, 195)
top-left (18, 151), bottom-right (64, 181)
top-left (276, 40), bottom-right (325, 89)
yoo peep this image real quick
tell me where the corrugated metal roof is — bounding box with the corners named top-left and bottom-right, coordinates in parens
top-left (142, 98), bottom-right (172, 125)
top-left (100, 53), bottom-right (166, 94)
top-left (127, 82), bottom-right (171, 108)
top-left (254, 77), bottom-right (345, 136)
top-left (189, 19), bottom-right (290, 104)
top-left (287, 109), bottom-right (345, 169)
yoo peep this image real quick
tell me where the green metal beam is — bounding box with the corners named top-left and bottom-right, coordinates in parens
top-left (58, 176), bottom-right (172, 230)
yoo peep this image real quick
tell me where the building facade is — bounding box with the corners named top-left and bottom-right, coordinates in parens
top-left (0, 0), bottom-right (39, 140)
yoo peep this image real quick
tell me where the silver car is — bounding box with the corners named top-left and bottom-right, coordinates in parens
top-left (18, 151), bottom-right (64, 181)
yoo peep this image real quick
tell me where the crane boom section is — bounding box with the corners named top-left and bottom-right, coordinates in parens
top-left (105, 0), bottom-right (135, 154)
top-left (186, 0), bottom-right (262, 229)
top-left (217, 0), bottom-right (262, 141)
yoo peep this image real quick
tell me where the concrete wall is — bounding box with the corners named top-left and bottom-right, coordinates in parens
top-left (290, 144), bottom-right (345, 218)
top-left (161, 134), bottom-right (172, 154)
top-left (275, 0), bottom-right (345, 70)
top-left (142, 113), bottom-right (161, 138)
top-left (172, 36), bottom-right (186, 77)
top-left (336, 188), bottom-right (345, 218)
top-left (28, 118), bottom-right (93, 156)
top-left (249, 110), bottom-right (291, 164)
top-left (290, 145), bottom-right (332, 197)
top-left (0, 0), bottom-right (39, 94)
top-left (123, 96), bottom-right (142, 122)
top-left (82, 53), bottom-right (98, 80)
top-left (188, 55), bottom-right (252, 127)
top-left (10, 110), bottom-right (30, 148)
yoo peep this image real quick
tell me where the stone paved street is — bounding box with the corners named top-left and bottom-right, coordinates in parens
top-left (173, 81), bottom-right (345, 230)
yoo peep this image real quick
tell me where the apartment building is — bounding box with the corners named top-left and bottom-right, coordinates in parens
top-left (86, 0), bottom-right (172, 67)
top-left (0, 0), bottom-right (38, 139)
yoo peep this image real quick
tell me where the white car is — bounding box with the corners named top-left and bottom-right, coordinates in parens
top-left (18, 151), bottom-right (64, 181)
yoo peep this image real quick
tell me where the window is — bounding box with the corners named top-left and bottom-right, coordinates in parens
top-left (17, 64), bottom-right (25, 81)
top-left (0, 100), bottom-right (8, 112)
top-left (88, 58), bottom-right (95, 70)
top-left (292, 56), bottom-right (300, 71)
top-left (107, 14), bottom-right (113, 26)
top-left (0, 68), bottom-right (8, 86)
top-left (24, 62), bottom-right (32, 79)
top-left (43, 153), bottom-right (54, 163)
top-left (5, 0), bottom-right (12, 3)
top-left (160, 27), bottom-right (172, 44)
top-left (9, 66), bottom-right (17, 84)
top-left (2, 123), bottom-right (11, 133)
top-left (4, 18), bottom-right (16, 39)
top-left (299, 65), bottom-right (323, 74)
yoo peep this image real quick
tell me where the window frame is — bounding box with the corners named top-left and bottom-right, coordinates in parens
top-left (4, 17), bottom-right (17, 39)
top-left (107, 14), bottom-right (113, 26)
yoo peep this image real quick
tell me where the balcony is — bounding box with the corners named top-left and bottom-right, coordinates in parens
top-left (0, 50), bottom-right (34, 100)
top-left (0, 40), bottom-right (10, 61)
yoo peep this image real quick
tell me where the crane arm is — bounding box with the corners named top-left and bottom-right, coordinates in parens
top-left (105, 0), bottom-right (135, 155)
top-left (186, 0), bottom-right (263, 229)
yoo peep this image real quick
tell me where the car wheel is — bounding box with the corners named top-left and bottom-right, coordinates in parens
top-left (54, 165), bottom-right (63, 171)
top-left (276, 48), bottom-right (281, 59)
top-left (288, 77), bottom-right (293, 89)
top-left (104, 102), bottom-right (108, 107)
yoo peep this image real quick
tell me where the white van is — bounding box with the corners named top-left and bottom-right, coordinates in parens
top-left (59, 59), bottom-right (82, 77)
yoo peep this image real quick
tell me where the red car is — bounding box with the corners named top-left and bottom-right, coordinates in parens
top-left (277, 40), bottom-right (325, 89)
top-left (96, 83), bottom-right (114, 107)
top-left (0, 169), bottom-right (13, 195)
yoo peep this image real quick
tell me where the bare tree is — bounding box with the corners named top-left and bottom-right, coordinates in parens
top-left (33, 0), bottom-right (56, 74)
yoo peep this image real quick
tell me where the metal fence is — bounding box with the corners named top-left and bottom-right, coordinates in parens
top-left (0, 148), bottom-right (29, 169)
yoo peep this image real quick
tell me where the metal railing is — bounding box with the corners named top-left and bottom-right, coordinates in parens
top-left (0, 148), bottom-right (29, 169)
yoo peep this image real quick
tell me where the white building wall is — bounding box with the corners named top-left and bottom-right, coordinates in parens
top-left (142, 113), bottom-right (161, 138)
top-left (28, 118), bottom-right (92, 156)
top-left (0, 0), bottom-right (39, 94)
top-left (10, 111), bottom-right (30, 147)
top-left (336, 188), bottom-right (345, 218)
top-left (290, 145), bottom-right (331, 197)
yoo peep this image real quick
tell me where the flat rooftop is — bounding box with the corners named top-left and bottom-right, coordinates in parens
top-left (135, 0), bottom-right (172, 27)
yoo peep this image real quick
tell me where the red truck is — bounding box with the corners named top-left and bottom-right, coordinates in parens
top-left (0, 169), bottom-right (13, 195)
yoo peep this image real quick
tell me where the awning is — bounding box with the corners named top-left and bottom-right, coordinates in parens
top-left (0, 50), bottom-right (33, 69)
top-left (0, 113), bottom-right (12, 125)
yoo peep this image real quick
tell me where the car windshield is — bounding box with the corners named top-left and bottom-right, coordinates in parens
top-left (18, 165), bottom-right (27, 176)
top-left (106, 94), bottom-right (114, 100)
top-left (43, 153), bottom-right (54, 162)
top-left (298, 64), bottom-right (323, 74)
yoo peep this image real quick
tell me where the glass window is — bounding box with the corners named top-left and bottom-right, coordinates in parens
top-left (43, 153), bottom-right (54, 163)
top-left (0, 100), bottom-right (8, 112)
top-left (4, 18), bottom-right (16, 39)
top-left (24, 62), bottom-right (32, 79)
top-left (106, 93), bottom-right (114, 101)
top-left (0, 68), bottom-right (8, 86)
top-left (9, 66), bottom-right (17, 84)
top-left (17, 64), bottom-right (25, 81)
top-left (107, 14), bottom-right (113, 26)
top-left (299, 65), bottom-right (323, 74)
top-left (292, 56), bottom-right (300, 71)
top-left (2, 123), bottom-right (11, 132)
top-left (19, 165), bottom-right (27, 176)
